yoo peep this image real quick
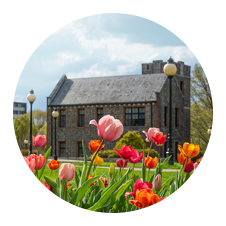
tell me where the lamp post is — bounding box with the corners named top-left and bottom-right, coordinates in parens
top-left (52, 108), bottom-right (59, 160)
top-left (27, 90), bottom-right (36, 155)
top-left (208, 126), bottom-right (212, 136)
top-left (24, 138), bottom-right (28, 150)
top-left (163, 57), bottom-right (177, 165)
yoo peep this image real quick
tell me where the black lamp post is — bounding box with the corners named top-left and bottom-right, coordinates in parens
top-left (208, 126), bottom-right (212, 136)
top-left (27, 90), bottom-right (36, 155)
top-left (24, 138), bottom-right (28, 150)
top-left (52, 108), bottom-right (59, 160)
top-left (164, 57), bottom-right (177, 165)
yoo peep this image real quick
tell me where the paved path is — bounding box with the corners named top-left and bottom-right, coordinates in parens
top-left (48, 158), bottom-right (180, 172)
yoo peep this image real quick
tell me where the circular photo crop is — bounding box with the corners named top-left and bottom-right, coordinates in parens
top-left (14, 13), bottom-right (213, 212)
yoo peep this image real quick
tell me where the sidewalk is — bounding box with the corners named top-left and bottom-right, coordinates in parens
top-left (48, 157), bottom-right (180, 172)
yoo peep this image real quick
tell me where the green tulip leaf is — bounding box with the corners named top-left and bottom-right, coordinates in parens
top-left (44, 175), bottom-right (59, 197)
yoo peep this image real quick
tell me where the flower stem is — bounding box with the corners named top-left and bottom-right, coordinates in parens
top-left (86, 139), bottom-right (105, 180)
top-left (180, 157), bottom-right (188, 187)
top-left (147, 168), bottom-right (150, 181)
top-left (49, 169), bottom-right (53, 178)
top-left (132, 164), bottom-right (135, 179)
top-left (36, 169), bottom-right (38, 177)
top-left (63, 181), bottom-right (67, 200)
top-left (147, 142), bottom-right (153, 157)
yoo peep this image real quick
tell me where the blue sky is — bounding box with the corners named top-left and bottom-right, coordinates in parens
top-left (14, 13), bottom-right (199, 111)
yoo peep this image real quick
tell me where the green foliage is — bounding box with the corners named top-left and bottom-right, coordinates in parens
top-left (39, 125), bottom-right (47, 136)
top-left (32, 110), bottom-right (47, 131)
top-left (21, 149), bottom-right (37, 156)
top-left (191, 64), bottom-right (213, 153)
top-left (114, 131), bottom-right (146, 150)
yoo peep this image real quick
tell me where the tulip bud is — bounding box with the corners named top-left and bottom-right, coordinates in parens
top-left (184, 161), bottom-right (194, 173)
top-left (109, 163), bottom-right (115, 177)
top-left (153, 174), bottom-right (162, 191)
top-left (116, 159), bottom-right (128, 168)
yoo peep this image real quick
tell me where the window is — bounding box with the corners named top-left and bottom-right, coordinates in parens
top-left (147, 64), bottom-right (149, 70)
top-left (164, 106), bottom-right (168, 126)
top-left (180, 81), bottom-right (184, 95)
top-left (78, 109), bottom-right (85, 127)
top-left (175, 108), bottom-right (179, 127)
top-left (97, 108), bottom-right (103, 122)
top-left (125, 107), bottom-right (145, 126)
top-left (77, 141), bottom-right (84, 157)
top-left (60, 110), bottom-right (66, 127)
top-left (14, 103), bottom-right (18, 107)
top-left (59, 142), bottom-right (66, 157)
top-left (13, 110), bottom-right (18, 114)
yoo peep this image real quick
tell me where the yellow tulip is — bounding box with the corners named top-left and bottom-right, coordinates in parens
top-left (92, 153), bottom-right (104, 165)
top-left (109, 163), bottom-right (115, 177)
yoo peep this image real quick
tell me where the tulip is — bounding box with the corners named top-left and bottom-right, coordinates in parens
top-left (153, 174), bottom-right (162, 191)
top-left (58, 163), bottom-right (75, 181)
top-left (184, 161), bottom-right (194, 173)
top-left (27, 154), bottom-right (46, 170)
top-left (89, 140), bottom-right (105, 153)
top-left (91, 153), bottom-right (104, 165)
top-left (109, 163), bottom-right (114, 178)
top-left (48, 159), bottom-right (60, 170)
top-left (196, 156), bottom-right (203, 165)
top-left (194, 162), bottom-right (198, 169)
top-left (143, 128), bottom-right (160, 142)
top-left (177, 153), bottom-right (191, 165)
top-left (33, 134), bottom-right (47, 148)
top-left (100, 177), bottom-right (108, 188)
top-left (116, 159), bottom-right (128, 168)
top-left (24, 157), bottom-right (36, 172)
top-left (88, 175), bottom-right (94, 186)
top-left (129, 188), bottom-right (164, 208)
top-left (178, 142), bottom-right (200, 158)
top-left (152, 133), bottom-right (167, 146)
top-left (144, 156), bottom-right (158, 169)
top-left (67, 183), bottom-right (70, 190)
top-left (129, 149), bottom-right (143, 164)
top-left (125, 178), bottom-right (152, 198)
top-left (114, 145), bottom-right (134, 159)
top-left (41, 181), bottom-right (52, 191)
top-left (89, 115), bottom-right (123, 142)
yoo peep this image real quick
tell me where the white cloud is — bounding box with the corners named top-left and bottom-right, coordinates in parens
top-left (54, 52), bottom-right (81, 66)
top-left (14, 94), bottom-right (27, 102)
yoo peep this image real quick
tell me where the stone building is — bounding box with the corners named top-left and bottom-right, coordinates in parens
top-left (47, 60), bottom-right (190, 161)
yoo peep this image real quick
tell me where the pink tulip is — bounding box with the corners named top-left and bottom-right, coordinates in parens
top-left (89, 115), bottom-right (123, 142)
top-left (33, 134), bottom-right (47, 148)
top-left (125, 179), bottom-right (152, 198)
top-left (143, 127), bottom-right (160, 142)
top-left (116, 159), bottom-right (128, 168)
top-left (153, 174), bottom-right (162, 191)
top-left (59, 163), bottom-right (75, 181)
top-left (114, 145), bottom-right (134, 159)
top-left (27, 154), bottom-right (46, 170)
top-left (129, 149), bottom-right (143, 164)
top-left (24, 157), bottom-right (36, 172)
top-left (184, 161), bottom-right (195, 173)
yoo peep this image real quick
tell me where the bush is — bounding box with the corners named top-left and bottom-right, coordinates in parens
top-left (114, 131), bottom-right (146, 150)
top-left (21, 149), bottom-right (37, 156)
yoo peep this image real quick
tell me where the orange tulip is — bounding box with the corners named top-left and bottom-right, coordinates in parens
top-left (129, 188), bottom-right (164, 208)
top-left (89, 140), bottom-right (105, 153)
top-left (67, 183), bottom-right (70, 190)
top-left (48, 160), bottom-right (60, 170)
top-left (177, 153), bottom-right (191, 165)
top-left (144, 156), bottom-right (158, 169)
top-left (178, 142), bottom-right (200, 158)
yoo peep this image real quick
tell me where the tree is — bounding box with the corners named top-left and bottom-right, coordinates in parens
top-left (32, 110), bottom-right (47, 130)
top-left (190, 64), bottom-right (213, 153)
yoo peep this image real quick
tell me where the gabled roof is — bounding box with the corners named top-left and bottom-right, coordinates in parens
top-left (49, 73), bottom-right (167, 106)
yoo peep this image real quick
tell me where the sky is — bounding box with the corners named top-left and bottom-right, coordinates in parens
top-left (14, 13), bottom-right (199, 111)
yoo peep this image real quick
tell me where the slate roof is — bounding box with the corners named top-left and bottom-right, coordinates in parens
top-left (49, 73), bottom-right (167, 106)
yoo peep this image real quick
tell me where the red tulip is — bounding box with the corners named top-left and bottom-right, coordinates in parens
top-left (100, 177), bottom-right (108, 188)
top-left (27, 154), bottom-right (46, 170)
top-left (89, 140), bottom-right (105, 152)
top-left (152, 133), bottom-right (167, 146)
top-left (114, 145), bottom-right (134, 159)
top-left (116, 159), bottom-right (128, 168)
top-left (129, 149), bottom-right (143, 164)
top-left (89, 115), bottom-right (123, 142)
top-left (194, 162), bottom-right (198, 169)
top-left (48, 159), bottom-right (59, 170)
top-left (33, 134), bottom-right (47, 148)
top-left (125, 178), bottom-right (152, 198)
top-left (184, 161), bottom-right (194, 173)
top-left (59, 163), bottom-right (75, 181)
top-left (24, 157), bottom-right (36, 172)
top-left (143, 127), bottom-right (160, 142)
top-left (195, 156), bottom-right (203, 169)
top-left (41, 181), bottom-right (52, 191)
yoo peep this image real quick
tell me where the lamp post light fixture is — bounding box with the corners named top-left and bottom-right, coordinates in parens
top-left (24, 138), bottom-right (28, 150)
top-left (163, 57), bottom-right (177, 165)
top-left (27, 89), bottom-right (36, 155)
top-left (208, 126), bottom-right (212, 136)
top-left (52, 108), bottom-right (59, 160)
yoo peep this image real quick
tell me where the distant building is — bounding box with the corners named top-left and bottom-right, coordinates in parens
top-left (13, 102), bottom-right (27, 119)
top-left (47, 60), bottom-right (191, 161)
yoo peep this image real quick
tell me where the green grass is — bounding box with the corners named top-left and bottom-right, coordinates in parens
top-left (60, 160), bottom-right (181, 169)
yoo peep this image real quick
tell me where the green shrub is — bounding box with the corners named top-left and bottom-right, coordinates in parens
top-left (21, 149), bottom-right (37, 156)
top-left (114, 131), bottom-right (146, 150)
